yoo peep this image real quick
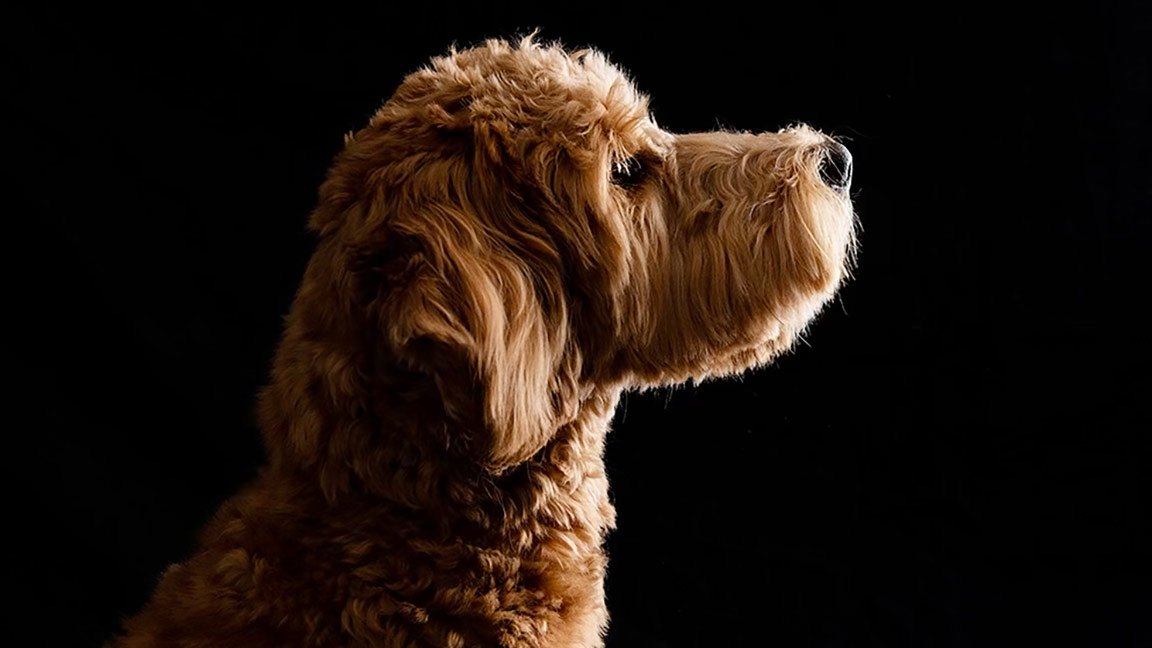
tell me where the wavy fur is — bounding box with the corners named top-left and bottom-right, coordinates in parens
top-left (109, 35), bottom-right (857, 648)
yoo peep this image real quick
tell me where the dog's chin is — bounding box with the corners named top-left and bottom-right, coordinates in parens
top-left (783, 178), bottom-right (858, 297)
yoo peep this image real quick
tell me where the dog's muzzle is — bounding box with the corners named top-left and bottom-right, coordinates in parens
top-left (818, 142), bottom-right (853, 193)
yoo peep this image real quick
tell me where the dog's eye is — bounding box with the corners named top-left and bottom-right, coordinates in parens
top-left (611, 156), bottom-right (647, 188)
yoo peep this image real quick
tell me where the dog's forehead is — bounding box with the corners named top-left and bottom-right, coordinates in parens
top-left (440, 40), bottom-right (634, 98)
top-left (418, 40), bottom-right (653, 141)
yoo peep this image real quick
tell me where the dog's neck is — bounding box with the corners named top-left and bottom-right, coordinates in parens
top-left (256, 311), bottom-right (621, 540)
top-left (243, 271), bottom-right (625, 643)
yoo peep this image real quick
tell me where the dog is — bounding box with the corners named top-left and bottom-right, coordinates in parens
top-left (109, 35), bottom-right (857, 648)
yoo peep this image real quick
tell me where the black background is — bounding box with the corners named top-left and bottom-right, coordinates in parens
top-left (7, 3), bottom-right (1150, 646)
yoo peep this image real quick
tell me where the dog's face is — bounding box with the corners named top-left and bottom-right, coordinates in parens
top-left (305, 37), bottom-right (856, 473)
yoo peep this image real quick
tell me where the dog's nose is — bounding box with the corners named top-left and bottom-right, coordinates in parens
top-left (818, 142), bottom-right (853, 192)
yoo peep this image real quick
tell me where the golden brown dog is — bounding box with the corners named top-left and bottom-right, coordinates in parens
top-left (110, 35), bottom-right (857, 648)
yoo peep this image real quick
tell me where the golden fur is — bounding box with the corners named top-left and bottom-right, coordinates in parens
top-left (109, 36), bottom-right (857, 648)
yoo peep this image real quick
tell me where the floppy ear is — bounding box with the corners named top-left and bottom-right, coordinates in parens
top-left (348, 197), bottom-right (582, 474)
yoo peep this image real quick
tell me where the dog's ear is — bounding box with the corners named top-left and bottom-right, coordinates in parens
top-left (348, 198), bottom-right (581, 475)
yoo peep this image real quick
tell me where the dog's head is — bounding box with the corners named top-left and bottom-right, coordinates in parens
top-left (296, 36), bottom-right (856, 476)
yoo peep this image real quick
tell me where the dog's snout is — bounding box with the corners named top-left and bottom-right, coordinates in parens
top-left (818, 142), bottom-right (853, 192)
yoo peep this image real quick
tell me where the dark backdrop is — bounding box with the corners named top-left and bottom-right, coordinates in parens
top-left (7, 3), bottom-right (1150, 646)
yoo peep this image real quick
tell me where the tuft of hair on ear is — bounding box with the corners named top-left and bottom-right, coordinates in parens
top-left (357, 202), bottom-right (579, 475)
top-left (344, 232), bottom-right (425, 308)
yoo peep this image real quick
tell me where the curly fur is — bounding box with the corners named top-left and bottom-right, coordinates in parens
top-left (109, 35), bottom-right (857, 648)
